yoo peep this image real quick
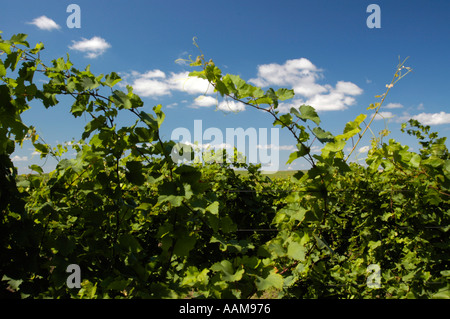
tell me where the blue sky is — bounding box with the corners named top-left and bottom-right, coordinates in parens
top-left (2, 0), bottom-right (450, 173)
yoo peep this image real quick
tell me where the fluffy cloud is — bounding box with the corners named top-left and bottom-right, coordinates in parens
top-left (384, 102), bottom-right (404, 109)
top-left (27, 16), bottom-right (60, 31)
top-left (358, 146), bottom-right (370, 153)
top-left (411, 111), bottom-right (450, 125)
top-left (125, 69), bottom-right (169, 97)
top-left (217, 100), bottom-right (246, 112)
top-left (133, 78), bottom-right (170, 97)
top-left (121, 70), bottom-right (213, 99)
top-left (396, 110), bottom-right (450, 125)
top-left (137, 70), bottom-right (166, 79)
top-left (249, 58), bottom-right (318, 88)
top-left (249, 58), bottom-right (362, 112)
top-left (192, 95), bottom-right (217, 108)
top-left (11, 155), bottom-right (28, 162)
top-left (303, 88), bottom-right (360, 111)
top-left (169, 71), bottom-right (213, 95)
top-left (335, 81), bottom-right (363, 95)
top-left (69, 36), bottom-right (111, 58)
top-left (374, 111), bottom-right (395, 120)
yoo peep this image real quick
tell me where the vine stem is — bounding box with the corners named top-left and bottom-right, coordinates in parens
top-left (345, 57), bottom-right (412, 162)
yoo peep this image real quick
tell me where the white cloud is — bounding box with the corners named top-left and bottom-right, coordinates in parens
top-left (69, 36), bottom-right (111, 58)
top-left (249, 58), bottom-right (320, 92)
top-left (11, 155), bottom-right (28, 162)
top-left (217, 100), bottom-right (246, 112)
top-left (132, 78), bottom-right (170, 97)
top-left (121, 70), bottom-right (213, 99)
top-left (305, 91), bottom-right (358, 111)
top-left (335, 81), bottom-right (363, 95)
top-left (168, 71), bottom-right (213, 95)
top-left (167, 102), bottom-right (178, 108)
top-left (411, 111), bottom-right (450, 125)
top-left (374, 111), bottom-right (395, 120)
top-left (122, 70), bottom-right (170, 97)
top-left (293, 82), bottom-right (328, 98)
top-left (140, 70), bottom-right (166, 79)
top-left (384, 102), bottom-right (403, 109)
top-left (27, 16), bottom-right (60, 31)
top-left (249, 58), bottom-right (362, 112)
top-left (358, 146), bottom-right (370, 153)
top-left (277, 101), bottom-right (301, 113)
top-left (192, 95), bottom-right (217, 108)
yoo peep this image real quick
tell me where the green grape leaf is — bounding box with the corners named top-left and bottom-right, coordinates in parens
top-left (139, 111), bottom-right (158, 130)
top-left (112, 90), bottom-right (132, 109)
top-left (118, 234), bottom-right (142, 253)
top-left (206, 201), bottom-right (219, 215)
top-left (29, 164), bottom-right (43, 174)
top-left (287, 240), bottom-right (306, 261)
top-left (125, 160), bottom-right (145, 185)
top-left (211, 260), bottom-right (244, 282)
top-left (323, 139), bottom-right (346, 153)
top-left (10, 33), bottom-right (29, 47)
top-left (286, 144), bottom-right (309, 164)
top-left (79, 76), bottom-right (99, 91)
top-left (173, 235), bottom-right (196, 257)
top-left (157, 195), bottom-right (184, 207)
top-left (265, 88), bottom-right (278, 108)
top-left (336, 114), bottom-right (367, 140)
top-left (255, 270), bottom-right (284, 291)
top-left (104, 72), bottom-right (121, 87)
top-left (409, 153), bottom-right (421, 168)
top-left (312, 127), bottom-right (335, 143)
top-left (295, 105), bottom-right (320, 125)
top-left (0, 42), bottom-right (12, 54)
top-left (0, 60), bottom-right (6, 77)
top-left (276, 88), bottom-right (294, 101)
